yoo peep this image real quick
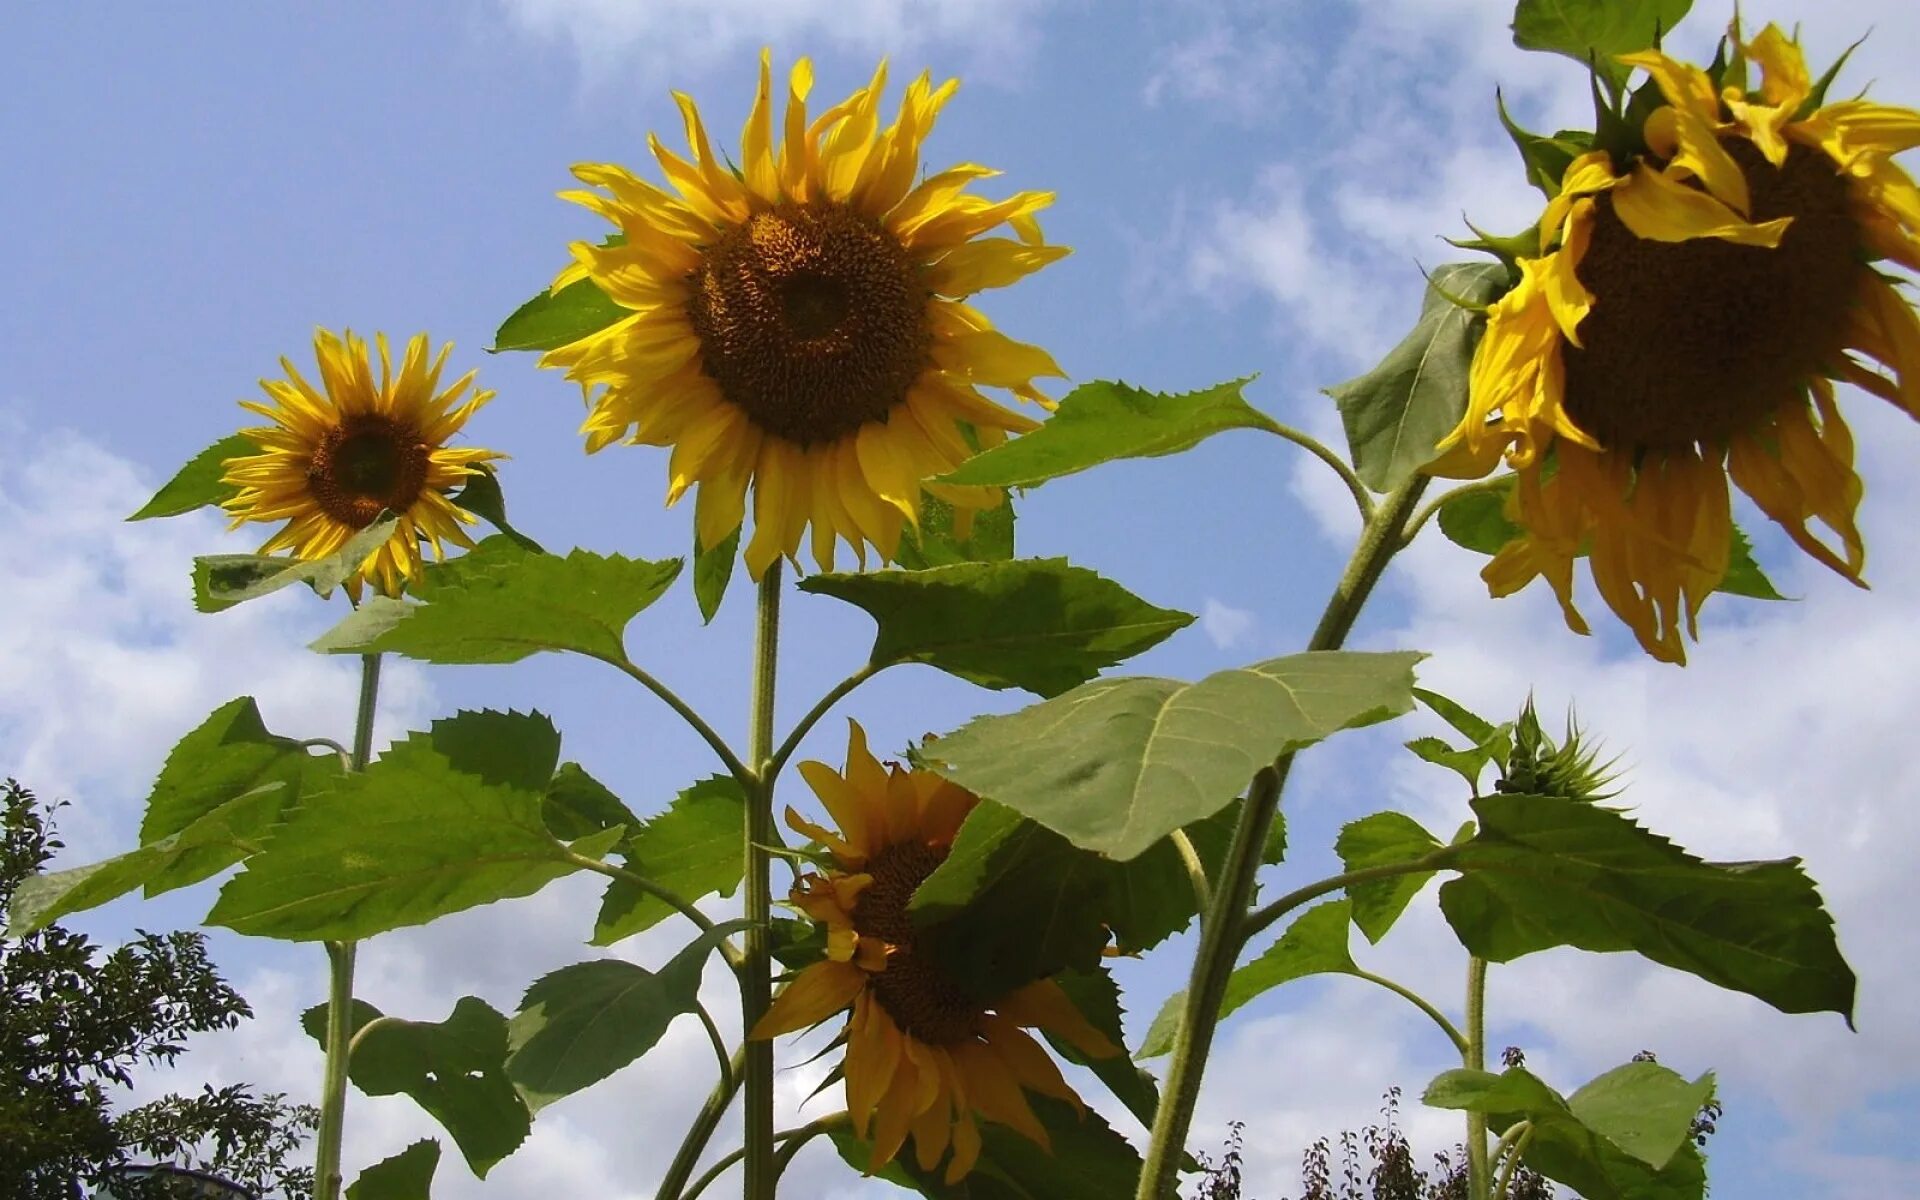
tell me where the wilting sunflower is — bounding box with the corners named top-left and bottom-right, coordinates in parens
top-left (540, 52), bottom-right (1067, 578)
top-left (750, 721), bottom-right (1118, 1182)
top-left (221, 329), bottom-right (503, 599)
top-left (1434, 23), bottom-right (1920, 663)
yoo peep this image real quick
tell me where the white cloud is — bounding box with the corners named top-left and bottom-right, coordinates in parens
top-left (494, 0), bottom-right (1060, 83)
top-left (1200, 598), bottom-right (1256, 650)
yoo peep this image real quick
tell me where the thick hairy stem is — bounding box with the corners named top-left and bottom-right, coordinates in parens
top-left (743, 564), bottom-right (782, 1200)
top-left (1134, 478), bottom-right (1428, 1200)
top-left (1465, 956), bottom-right (1491, 1198)
top-left (314, 652), bottom-right (381, 1200)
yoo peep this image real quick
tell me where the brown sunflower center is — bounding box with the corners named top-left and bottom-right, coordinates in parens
top-left (686, 201), bottom-right (932, 446)
top-left (1562, 138), bottom-right (1862, 451)
top-left (306, 415), bottom-right (431, 529)
top-left (851, 840), bottom-right (981, 1046)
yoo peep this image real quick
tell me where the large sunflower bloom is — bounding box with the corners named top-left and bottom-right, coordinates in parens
top-left (749, 722), bottom-right (1118, 1182)
top-left (1435, 24), bottom-right (1920, 663)
top-left (540, 52), bottom-right (1068, 578)
top-left (221, 329), bottom-right (503, 599)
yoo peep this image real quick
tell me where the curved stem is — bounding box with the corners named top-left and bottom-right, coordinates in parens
top-left (314, 652), bottom-right (381, 1200)
top-left (1465, 956), bottom-right (1491, 1199)
top-left (605, 654), bottom-right (754, 787)
top-left (1238, 849), bottom-right (1454, 944)
top-left (1263, 421), bottom-right (1376, 522)
top-left (1399, 474), bottom-right (1510, 550)
top-left (299, 737), bottom-right (352, 767)
top-left (1135, 477), bottom-right (1428, 1200)
top-left (767, 662), bottom-right (880, 779)
top-left (567, 854), bottom-right (743, 973)
top-left (1169, 829), bottom-right (1212, 911)
top-left (1491, 1120), bottom-right (1533, 1200)
top-left (655, 1045), bottom-right (745, 1200)
top-left (742, 564), bottom-right (782, 1200)
top-left (1350, 969), bottom-right (1468, 1058)
top-left (681, 1112), bottom-right (849, 1200)
top-left (695, 1004), bottom-right (734, 1089)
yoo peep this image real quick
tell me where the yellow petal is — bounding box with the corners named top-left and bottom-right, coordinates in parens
top-left (750, 961), bottom-right (864, 1038)
top-left (1612, 162), bottom-right (1792, 246)
top-left (996, 978), bottom-right (1119, 1058)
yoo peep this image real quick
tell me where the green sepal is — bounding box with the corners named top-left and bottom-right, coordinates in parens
top-left (692, 526), bottom-right (740, 624)
top-left (1792, 34), bottom-right (1866, 122)
top-left (128, 433), bottom-right (254, 520)
top-left (1495, 89), bottom-right (1594, 198)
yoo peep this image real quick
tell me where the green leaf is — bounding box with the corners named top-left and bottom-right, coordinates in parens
top-left (193, 515), bottom-right (401, 613)
top-left (895, 490), bottom-right (1017, 569)
top-left (1424, 1064), bottom-right (1710, 1199)
top-left (1413, 688), bottom-right (1500, 746)
top-left (1405, 736), bottom-right (1495, 794)
top-left (310, 542), bottom-right (683, 664)
top-left (1437, 476), bottom-right (1784, 599)
top-left (1568, 1061), bottom-right (1716, 1170)
top-left (692, 527), bottom-right (740, 624)
top-left (493, 275), bottom-right (629, 353)
top-left (910, 801), bottom-right (1244, 999)
top-left (830, 1094), bottom-right (1141, 1199)
top-left (593, 776), bottom-right (747, 945)
top-left (1047, 968), bottom-right (1162, 1131)
top-left (140, 698), bottom-right (303, 843)
top-left (1338, 812), bottom-right (1444, 943)
top-left (450, 464), bottom-right (546, 554)
top-left (1139, 900), bottom-right (1359, 1059)
top-left (1511, 0), bottom-right (1694, 88)
top-left (128, 433), bottom-right (253, 520)
top-left (936, 378), bottom-right (1271, 488)
top-left (541, 763), bottom-right (641, 843)
top-left (304, 998), bottom-right (529, 1177)
top-left (802, 559), bottom-right (1193, 699)
top-left (208, 712), bottom-right (613, 940)
top-left (923, 651), bottom-right (1423, 861)
top-left (506, 921), bottom-right (750, 1110)
top-left (1328, 262), bottom-right (1508, 492)
top-left (1439, 792), bottom-right (1856, 1020)
top-left (346, 1140), bottom-right (441, 1200)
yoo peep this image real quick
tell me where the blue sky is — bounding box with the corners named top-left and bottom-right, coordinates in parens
top-left (5, 2), bottom-right (1920, 1197)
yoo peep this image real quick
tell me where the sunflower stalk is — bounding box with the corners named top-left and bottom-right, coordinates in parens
top-left (743, 564), bottom-right (783, 1200)
top-left (1465, 956), bottom-right (1492, 1198)
top-left (314, 651), bottom-right (381, 1200)
top-left (1135, 477), bottom-right (1428, 1200)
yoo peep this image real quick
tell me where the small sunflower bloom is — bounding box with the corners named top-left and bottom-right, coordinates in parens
top-left (1435, 23), bottom-right (1920, 663)
top-left (750, 722), bottom-right (1118, 1182)
top-left (221, 329), bottom-right (503, 599)
top-left (541, 52), bottom-right (1068, 578)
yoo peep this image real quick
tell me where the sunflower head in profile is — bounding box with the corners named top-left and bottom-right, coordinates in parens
top-left (220, 329), bottom-right (504, 600)
top-left (540, 52), bottom-right (1069, 579)
top-left (1433, 22), bottom-right (1920, 663)
top-left (749, 721), bottom-right (1119, 1182)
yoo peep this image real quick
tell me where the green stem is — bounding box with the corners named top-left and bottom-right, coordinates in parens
top-left (767, 662), bottom-right (879, 779)
top-left (682, 1112), bottom-right (850, 1200)
top-left (1465, 956), bottom-right (1491, 1199)
top-left (314, 652), bottom-right (381, 1200)
top-left (1399, 474), bottom-right (1510, 550)
top-left (743, 564), bottom-right (782, 1200)
top-left (605, 654), bottom-right (754, 787)
top-left (1135, 477), bottom-right (1427, 1200)
top-left (1490, 1120), bottom-right (1533, 1200)
top-left (1169, 829), bottom-right (1212, 910)
top-left (656, 1046), bottom-right (746, 1200)
top-left (568, 854), bottom-right (743, 972)
top-left (1263, 421), bottom-right (1376, 522)
top-left (1351, 969), bottom-right (1468, 1059)
top-left (1238, 849), bottom-right (1454, 944)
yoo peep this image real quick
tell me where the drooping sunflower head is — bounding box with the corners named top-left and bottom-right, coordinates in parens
top-left (1435, 22), bottom-right (1920, 663)
top-left (540, 52), bottom-right (1069, 579)
top-left (221, 329), bottom-right (503, 599)
top-left (751, 721), bottom-right (1118, 1182)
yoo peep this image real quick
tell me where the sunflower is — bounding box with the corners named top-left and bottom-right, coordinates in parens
top-left (220, 329), bottom-right (503, 599)
top-left (539, 52), bottom-right (1068, 578)
top-left (1434, 23), bottom-right (1920, 663)
top-left (749, 721), bottom-right (1119, 1182)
